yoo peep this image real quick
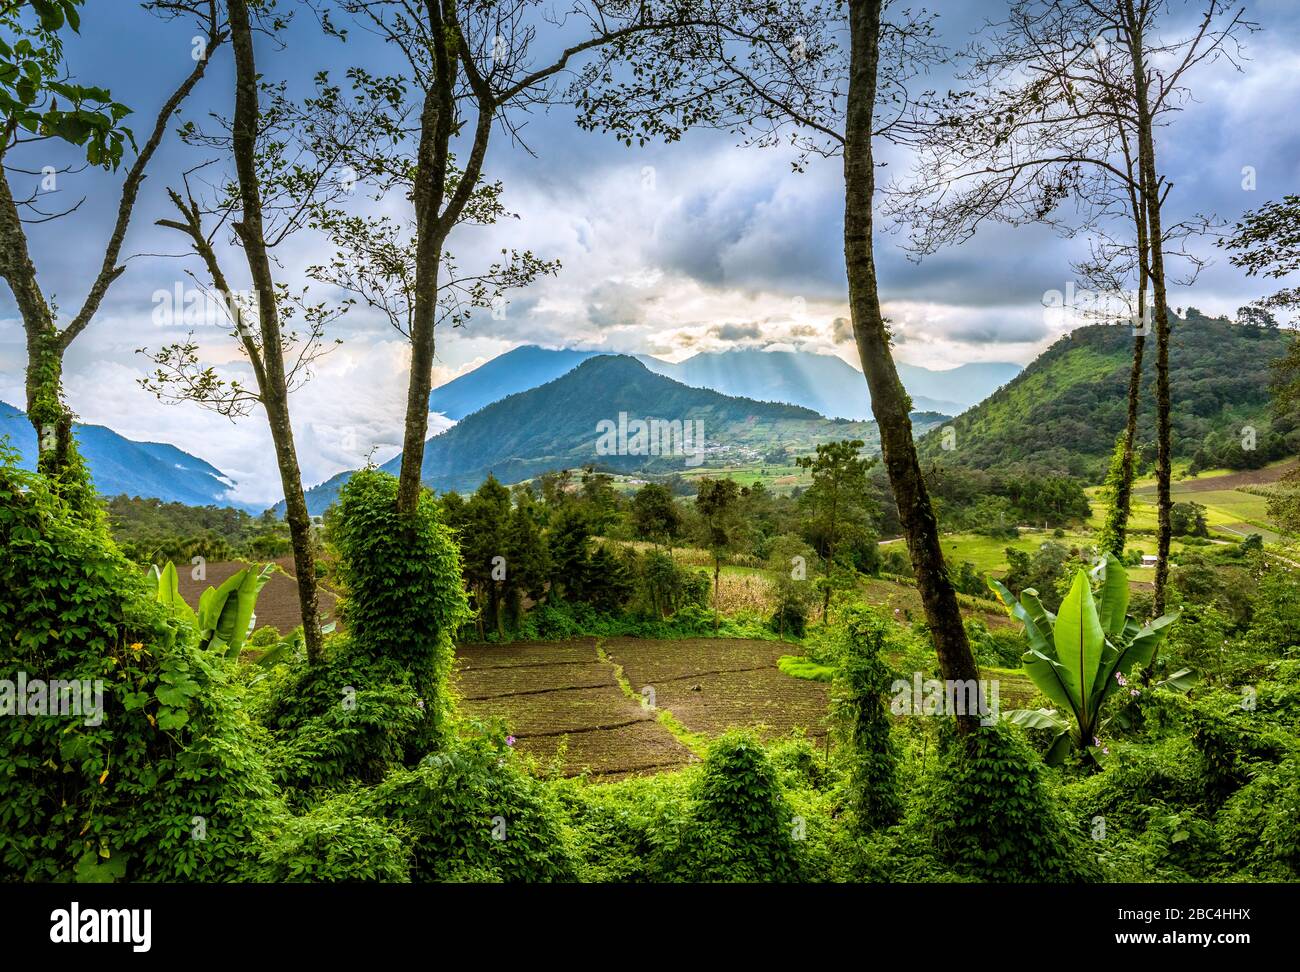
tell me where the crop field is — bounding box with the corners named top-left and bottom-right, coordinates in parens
top-left (455, 633), bottom-right (1042, 779)
top-left (454, 637), bottom-right (829, 779)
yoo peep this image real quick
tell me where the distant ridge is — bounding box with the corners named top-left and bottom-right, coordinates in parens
top-left (303, 354), bottom-right (947, 513)
top-left (429, 344), bottom-right (1020, 421)
top-left (1, 400), bottom-right (244, 508)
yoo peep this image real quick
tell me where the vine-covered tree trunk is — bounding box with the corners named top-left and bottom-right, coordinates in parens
top-left (1127, 10), bottom-right (1173, 617)
top-left (1104, 186), bottom-right (1151, 557)
top-left (0, 169), bottom-right (72, 473)
top-left (713, 556), bottom-right (721, 634)
top-left (229, 0), bottom-right (323, 664)
top-left (844, 0), bottom-right (981, 733)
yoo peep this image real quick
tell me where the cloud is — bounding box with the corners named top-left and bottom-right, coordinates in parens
top-left (4, 0), bottom-right (1299, 499)
top-left (706, 321), bottom-right (763, 342)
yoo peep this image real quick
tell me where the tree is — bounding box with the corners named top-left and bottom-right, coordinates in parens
top-left (631, 481), bottom-right (683, 551)
top-left (694, 477), bottom-right (744, 634)
top-left (1170, 501), bottom-right (1208, 538)
top-left (142, 0), bottom-right (335, 662)
top-left (1219, 194), bottom-right (1300, 534)
top-left (766, 534), bottom-right (816, 640)
top-left (796, 439), bottom-right (876, 626)
top-left (460, 475), bottom-right (511, 639)
top-left (574, 0), bottom-right (986, 730)
top-left (0, 0), bottom-right (224, 494)
top-left (892, 0), bottom-right (1253, 615)
top-left (316, 0), bottom-right (706, 515)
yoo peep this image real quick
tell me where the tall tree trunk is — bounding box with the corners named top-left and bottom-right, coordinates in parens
top-left (0, 161), bottom-right (74, 475)
top-left (228, 0), bottom-right (323, 663)
top-left (1, 23), bottom-right (218, 483)
top-left (1105, 183), bottom-right (1151, 557)
top-left (1126, 10), bottom-right (1173, 617)
top-left (396, 5), bottom-right (457, 516)
top-left (713, 555), bottom-right (721, 634)
top-left (845, 0), bottom-right (981, 733)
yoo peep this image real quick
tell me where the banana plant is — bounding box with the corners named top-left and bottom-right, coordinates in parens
top-left (151, 561), bottom-right (195, 624)
top-left (147, 561), bottom-right (273, 659)
top-left (988, 553), bottom-right (1187, 763)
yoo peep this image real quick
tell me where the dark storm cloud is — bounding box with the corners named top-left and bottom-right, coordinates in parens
top-left (707, 321), bottom-right (763, 341)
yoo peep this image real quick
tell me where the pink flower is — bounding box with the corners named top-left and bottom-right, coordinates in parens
top-left (1115, 672), bottom-right (1128, 687)
top-left (506, 735), bottom-right (516, 747)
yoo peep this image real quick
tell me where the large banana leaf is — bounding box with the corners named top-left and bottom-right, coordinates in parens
top-left (1155, 668), bottom-right (1198, 692)
top-left (1090, 553), bottom-right (1130, 639)
top-left (988, 578), bottom-right (1052, 656)
top-left (1055, 570), bottom-right (1105, 716)
top-left (1005, 709), bottom-right (1073, 765)
top-left (1018, 589), bottom-right (1057, 649)
top-left (1022, 648), bottom-right (1081, 719)
top-left (196, 564), bottom-right (273, 657)
top-left (1005, 707), bottom-right (1069, 732)
top-left (151, 561), bottom-right (195, 624)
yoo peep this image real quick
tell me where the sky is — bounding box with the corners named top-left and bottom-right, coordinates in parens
top-left (2, 0), bottom-right (1299, 506)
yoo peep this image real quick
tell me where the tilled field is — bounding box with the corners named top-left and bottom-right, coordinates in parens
top-left (454, 637), bottom-right (828, 779)
top-left (601, 637), bottom-right (830, 743)
top-left (454, 637), bottom-right (1035, 780)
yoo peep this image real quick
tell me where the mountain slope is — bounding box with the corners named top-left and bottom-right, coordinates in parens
top-left (429, 345), bottom-right (606, 419)
top-left (1, 401), bottom-right (240, 506)
top-left (917, 311), bottom-right (1298, 479)
top-left (640, 348), bottom-right (959, 417)
top-left (305, 355), bottom-right (946, 513)
top-left (429, 345), bottom-right (1019, 421)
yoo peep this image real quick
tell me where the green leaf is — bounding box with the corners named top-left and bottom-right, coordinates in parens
top-left (1020, 649), bottom-right (1080, 719)
top-left (1091, 553), bottom-right (1129, 638)
top-left (1054, 569), bottom-right (1104, 717)
top-left (1004, 707), bottom-right (1069, 732)
top-left (156, 707), bottom-right (189, 731)
top-left (988, 576), bottom-right (1051, 656)
top-left (1155, 667), bottom-right (1197, 693)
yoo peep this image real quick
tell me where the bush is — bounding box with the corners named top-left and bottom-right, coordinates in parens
top-left (831, 608), bottom-right (901, 830)
top-left (1217, 753), bottom-right (1300, 879)
top-left (656, 731), bottom-right (804, 882)
top-left (366, 730), bottom-right (576, 882)
top-left (251, 795), bottom-right (412, 882)
top-left (0, 447), bottom-right (280, 881)
top-left (328, 468), bottom-right (470, 744)
top-left (922, 722), bottom-right (1097, 882)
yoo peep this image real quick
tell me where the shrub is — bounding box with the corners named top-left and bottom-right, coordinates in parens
top-left (367, 730), bottom-right (576, 882)
top-left (1217, 753), bottom-right (1300, 880)
top-left (657, 731), bottom-right (803, 882)
top-left (831, 608), bottom-right (901, 830)
top-left (328, 468), bottom-right (469, 743)
top-left (0, 448), bottom-right (280, 881)
top-left (251, 794), bottom-right (412, 882)
top-left (922, 722), bottom-right (1098, 882)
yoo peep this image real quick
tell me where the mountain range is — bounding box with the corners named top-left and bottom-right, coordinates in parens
top-left (1, 400), bottom-right (242, 507)
top-left (431, 346), bottom-right (1021, 421)
top-left (299, 355), bottom-right (948, 513)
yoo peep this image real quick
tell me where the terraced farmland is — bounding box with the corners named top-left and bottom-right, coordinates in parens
top-left (455, 636), bottom-right (1038, 780)
top-left (455, 637), bottom-right (829, 779)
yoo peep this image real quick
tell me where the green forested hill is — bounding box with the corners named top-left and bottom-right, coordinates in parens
top-left (917, 310), bottom-right (1299, 480)
top-left (301, 355), bottom-right (945, 513)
